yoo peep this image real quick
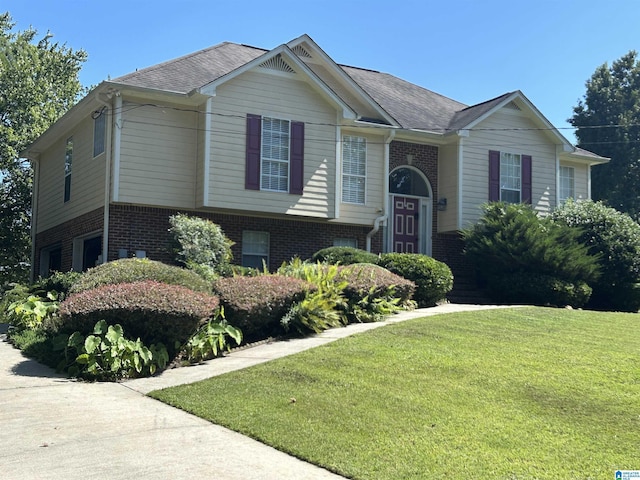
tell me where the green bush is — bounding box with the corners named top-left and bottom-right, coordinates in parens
top-left (487, 273), bottom-right (592, 308)
top-left (69, 258), bottom-right (211, 294)
top-left (178, 310), bottom-right (243, 364)
top-left (278, 259), bottom-right (348, 334)
top-left (169, 214), bottom-right (234, 277)
top-left (59, 280), bottom-right (219, 358)
top-left (551, 199), bottom-right (640, 311)
top-left (378, 253), bottom-right (453, 307)
top-left (59, 320), bottom-right (170, 381)
top-left (463, 202), bottom-right (600, 306)
top-left (33, 271), bottom-right (82, 300)
top-left (214, 275), bottom-right (313, 339)
top-left (311, 246), bottom-right (379, 265)
top-left (337, 263), bottom-right (415, 322)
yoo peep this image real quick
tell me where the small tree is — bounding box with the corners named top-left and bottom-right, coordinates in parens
top-left (168, 214), bottom-right (233, 279)
top-left (463, 202), bottom-right (600, 307)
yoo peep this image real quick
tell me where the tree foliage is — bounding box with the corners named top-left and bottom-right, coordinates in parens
top-left (570, 50), bottom-right (640, 218)
top-left (0, 12), bottom-right (87, 285)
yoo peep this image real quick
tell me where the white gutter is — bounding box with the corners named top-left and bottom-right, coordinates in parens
top-left (457, 133), bottom-right (466, 230)
top-left (366, 130), bottom-right (395, 252)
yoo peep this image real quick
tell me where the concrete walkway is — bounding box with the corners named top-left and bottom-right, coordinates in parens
top-left (0, 304), bottom-right (512, 480)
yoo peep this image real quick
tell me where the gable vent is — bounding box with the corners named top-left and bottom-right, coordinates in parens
top-left (259, 54), bottom-right (296, 74)
top-left (291, 45), bottom-right (312, 59)
top-left (505, 101), bottom-right (521, 110)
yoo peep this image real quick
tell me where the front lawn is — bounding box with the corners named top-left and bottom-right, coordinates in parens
top-left (150, 307), bottom-right (640, 479)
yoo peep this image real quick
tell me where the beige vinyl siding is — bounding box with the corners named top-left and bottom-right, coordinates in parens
top-left (207, 70), bottom-right (338, 219)
top-left (339, 131), bottom-right (386, 226)
top-left (437, 143), bottom-right (459, 232)
top-left (461, 107), bottom-right (557, 228)
top-left (560, 160), bottom-right (589, 201)
top-left (118, 100), bottom-right (198, 209)
top-left (36, 117), bottom-right (105, 233)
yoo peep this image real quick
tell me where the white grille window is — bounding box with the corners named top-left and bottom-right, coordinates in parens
top-left (93, 109), bottom-right (106, 157)
top-left (242, 231), bottom-right (270, 269)
top-left (261, 117), bottom-right (290, 192)
top-left (559, 166), bottom-right (575, 203)
top-left (342, 135), bottom-right (366, 204)
top-left (64, 137), bottom-right (73, 203)
top-left (500, 152), bottom-right (521, 203)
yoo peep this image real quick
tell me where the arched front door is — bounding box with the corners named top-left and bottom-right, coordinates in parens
top-left (389, 167), bottom-right (432, 255)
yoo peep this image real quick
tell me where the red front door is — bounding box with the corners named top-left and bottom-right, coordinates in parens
top-left (393, 196), bottom-right (418, 253)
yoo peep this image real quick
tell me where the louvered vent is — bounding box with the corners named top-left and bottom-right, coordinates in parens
top-left (291, 45), bottom-right (312, 58)
top-left (259, 54), bottom-right (295, 74)
top-left (505, 101), bottom-right (521, 110)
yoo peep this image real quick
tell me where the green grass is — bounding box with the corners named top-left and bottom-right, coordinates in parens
top-left (150, 307), bottom-right (640, 479)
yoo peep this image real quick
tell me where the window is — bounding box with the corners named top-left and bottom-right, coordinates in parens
top-left (93, 108), bottom-right (106, 157)
top-left (261, 117), bottom-right (290, 191)
top-left (39, 244), bottom-right (62, 278)
top-left (333, 238), bottom-right (358, 248)
top-left (489, 150), bottom-right (532, 204)
top-left (500, 152), bottom-right (522, 203)
top-left (342, 135), bottom-right (366, 204)
top-left (242, 231), bottom-right (269, 269)
top-left (559, 166), bottom-right (575, 203)
top-left (64, 137), bottom-right (73, 203)
top-left (245, 114), bottom-right (304, 194)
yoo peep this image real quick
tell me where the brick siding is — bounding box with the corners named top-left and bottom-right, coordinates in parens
top-left (108, 205), bottom-right (382, 270)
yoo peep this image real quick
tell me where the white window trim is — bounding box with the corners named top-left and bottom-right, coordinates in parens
top-left (260, 116), bottom-right (290, 193)
top-left (93, 108), bottom-right (107, 158)
top-left (64, 137), bottom-right (73, 203)
top-left (342, 135), bottom-right (367, 205)
top-left (242, 231), bottom-right (270, 268)
top-left (500, 151), bottom-right (521, 203)
top-left (559, 165), bottom-right (575, 203)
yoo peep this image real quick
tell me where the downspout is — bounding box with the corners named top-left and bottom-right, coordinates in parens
top-left (97, 90), bottom-right (119, 264)
top-left (29, 156), bottom-right (40, 282)
top-left (366, 130), bottom-right (395, 252)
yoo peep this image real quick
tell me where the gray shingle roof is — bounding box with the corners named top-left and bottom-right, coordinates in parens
top-left (113, 42), bottom-right (267, 93)
top-left (110, 41), bottom-right (525, 133)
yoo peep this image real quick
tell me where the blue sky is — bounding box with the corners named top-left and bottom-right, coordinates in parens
top-left (4, 0), bottom-right (640, 141)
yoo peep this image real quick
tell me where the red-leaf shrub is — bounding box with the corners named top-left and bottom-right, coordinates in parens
top-left (214, 275), bottom-right (314, 339)
top-left (59, 280), bottom-right (220, 357)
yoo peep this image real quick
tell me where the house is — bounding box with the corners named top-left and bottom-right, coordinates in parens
top-left (23, 34), bottom-right (608, 285)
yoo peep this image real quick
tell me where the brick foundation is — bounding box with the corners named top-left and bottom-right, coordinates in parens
top-left (33, 208), bottom-right (104, 275)
top-left (108, 205), bottom-right (382, 270)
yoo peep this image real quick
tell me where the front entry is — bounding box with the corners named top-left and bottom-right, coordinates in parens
top-left (393, 196), bottom-right (419, 253)
top-left (388, 166), bottom-right (432, 255)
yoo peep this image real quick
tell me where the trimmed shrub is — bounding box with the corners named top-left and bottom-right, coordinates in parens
top-left (378, 253), bottom-right (453, 307)
top-left (487, 273), bottom-right (592, 308)
top-left (59, 280), bottom-right (219, 357)
top-left (169, 214), bottom-right (234, 277)
top-left (551, 199), bottom-right (640, 311)
top-left (214, 275), bottom-right (313, 339)
top-left (311, 246), bottom-right (379, 266)
top-left (33, 271), bottom-right (82, 300)
top-left (69, 258), bottom-right (211, 294)
top-left (337, 263), bottom-right (415, 322)
top-left (463, 202), bottom-right (600, 306)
